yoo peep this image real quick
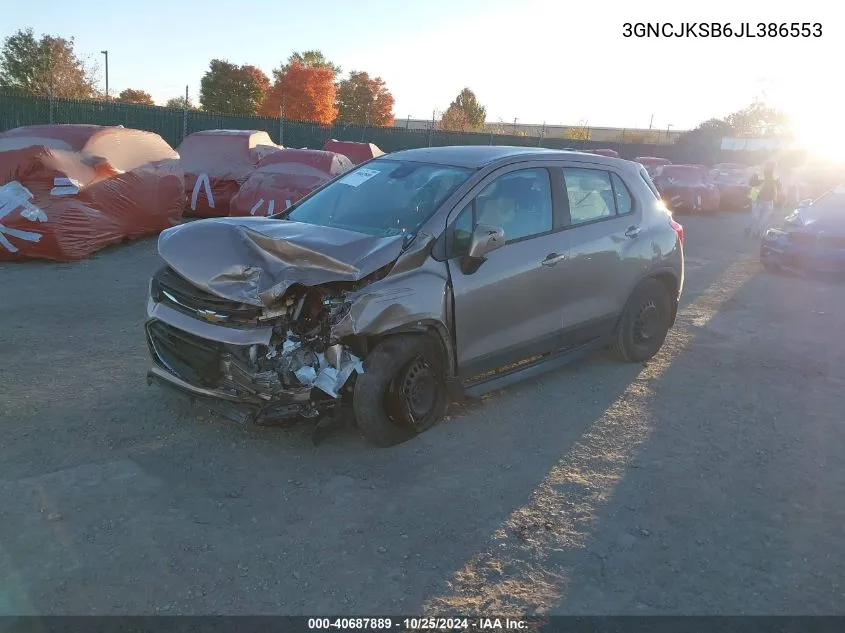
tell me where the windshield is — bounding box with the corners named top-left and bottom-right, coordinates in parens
top-left (804, 190), bottom-right (845, 217)
top-left (282, 159), bottom-right (473, 237)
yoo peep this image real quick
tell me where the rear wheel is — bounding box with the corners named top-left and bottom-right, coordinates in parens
top-left (612, 278), bottom-right (673, 363)
top-left (353, 333), bottom-right (450, 447)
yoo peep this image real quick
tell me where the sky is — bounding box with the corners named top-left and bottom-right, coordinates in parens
top-left (1, 0), bottom-right (840, 143)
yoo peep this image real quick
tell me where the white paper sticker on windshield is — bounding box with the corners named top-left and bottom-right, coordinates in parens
top-left (339, 168), bottom-right (379, 188)
top-left (834, 185), bottom-right (845, 194)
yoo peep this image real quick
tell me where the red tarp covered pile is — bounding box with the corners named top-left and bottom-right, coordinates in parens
top-left (0, 124), bottom-right (183, 261)
top-left (323, 139), bottom-right (384, 165)
top-left (178, 130), bottom-right (282, 216)
top-left (230, 149), bottom-right (353, 216)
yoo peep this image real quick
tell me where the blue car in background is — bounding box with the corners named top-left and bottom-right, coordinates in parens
top-left (760, 186), bottom-right (845, 276)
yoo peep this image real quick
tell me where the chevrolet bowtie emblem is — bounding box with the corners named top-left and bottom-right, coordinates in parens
top-left (196, 309), bottom-right (227, 323)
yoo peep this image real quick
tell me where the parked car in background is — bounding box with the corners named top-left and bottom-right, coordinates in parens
top-left (323, 140), bottom-right (384, 165)
top-left (652, 165), bottom-right (720, 213)
top-left (635, 157), bottom-right (672, 177)
top-left (0, 124), bottom-right (183, 261)
top-left (230, 149), bottom-right (353, 217)
top-left (710, 166), bottom-right (752, 211)
top-left (144, 146), bottom-right (684, 446)
top-left (761, 185), bottom-right (845, 276)
top-left (178, 130), bottom-right (282, 216)
top-left (689, 164), bottom-right (711, 179)
top-left (586, 148), bottom-right (620, 158)
top-left (713, 162), bottom-right (748, 173)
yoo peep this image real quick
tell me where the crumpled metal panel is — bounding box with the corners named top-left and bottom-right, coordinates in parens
top-left (157, 217), bottom-right (406, 308)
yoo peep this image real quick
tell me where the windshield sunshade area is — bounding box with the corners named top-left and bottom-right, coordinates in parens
top-left (660, 167), bottom-right (704, 186)
top-left (283, 160), bottom-right (473, 237)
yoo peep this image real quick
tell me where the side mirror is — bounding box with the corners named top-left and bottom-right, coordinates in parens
top-left (461, 223), bottom-right (505, 274)
top-left (467, 223), bottom-right (505, 259)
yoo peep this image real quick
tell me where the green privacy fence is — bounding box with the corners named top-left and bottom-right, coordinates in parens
top-left (0, 89), bottom-right (737, 164)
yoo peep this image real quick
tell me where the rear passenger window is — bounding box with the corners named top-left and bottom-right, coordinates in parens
top-left (611, 173), bottom-right (633, 215)
top-left (563, 168), bottom-right (615, 225)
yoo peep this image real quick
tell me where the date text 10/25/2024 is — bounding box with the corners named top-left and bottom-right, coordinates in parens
top-left (308, 618), bottom-right (531, 630)
top-left (622, 22), bottom-right (822, 37)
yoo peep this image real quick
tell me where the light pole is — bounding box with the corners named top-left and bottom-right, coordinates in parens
top-left (406, 115), bottom-right (411, 129)
top-left (666, 123), bottom-right (673, 143)
top-left (100, 50), bottom-right (109, 98)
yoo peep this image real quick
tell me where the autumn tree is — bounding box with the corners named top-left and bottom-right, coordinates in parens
top-left (117, 88), bottom-right (154, 105)
top-left (199, 59), bottom-right (270, 115)
top-left (439, 105), bottom-right (470, 132)
top-left (0, 28), bottom-right (97, 98)
top-left (335, 71), bottom-right (395, 126)
top-left (165, 95), bottom-right (197, 109)
top-left (242, 64), bottom-right (270, 110)
top-left (445, 88), bottom-right (486, 130)
top-left (260, 60), bottom-right (337, 123)
top-left (565, 120), bottom-right (591, 141)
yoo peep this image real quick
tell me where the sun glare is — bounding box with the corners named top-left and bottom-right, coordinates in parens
top-left (790, 113), bottom-right (845, 164)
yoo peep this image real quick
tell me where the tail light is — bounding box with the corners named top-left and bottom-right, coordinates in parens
top-left (670, 218), bottom-right (684, 245)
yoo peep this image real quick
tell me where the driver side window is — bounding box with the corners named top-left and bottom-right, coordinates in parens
top-left (451, 168), bottom-right (554, 256)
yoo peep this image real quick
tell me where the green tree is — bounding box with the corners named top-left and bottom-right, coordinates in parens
top-left (0, 28), bottom-right (97, 98)
top-left (283, 50), bottom-right (341, 76)
top-left (677, 101), bottom-right (792, 148)
top-left (725, 99), bottom-right (791, 138)
top-left (447, 87), bottom-right (486, 130)
top-left (165, 95), bottom-right (197, 110)
top-left (336, 71), bottom-right (395, 126)
top-left (199, 59), bottom-right (270, 115)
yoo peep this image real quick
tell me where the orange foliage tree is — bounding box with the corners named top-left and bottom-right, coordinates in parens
top-left (260, 60), bottom-right (337, 124)
top-left (117, 88), bottom-right (154, 105)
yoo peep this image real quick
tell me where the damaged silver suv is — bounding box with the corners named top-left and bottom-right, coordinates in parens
top-left (145, 146), bottom-right (684, 446)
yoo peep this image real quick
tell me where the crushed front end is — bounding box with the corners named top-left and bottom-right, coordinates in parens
top-left (145, 265), bottom-right (364, 425)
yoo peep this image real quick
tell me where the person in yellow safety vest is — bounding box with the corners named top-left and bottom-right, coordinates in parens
top-left (746, 163), bottom-right (781, 238)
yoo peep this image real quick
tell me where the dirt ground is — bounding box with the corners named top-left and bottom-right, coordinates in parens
top-left (1, 210), bottom-right (843, 615)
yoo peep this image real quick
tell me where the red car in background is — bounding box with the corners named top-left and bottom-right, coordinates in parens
top-left (635, 156), bottom-right (672, 177)
top-left (710, 166), bottom-right (752, 210)
top-left (652, 165), bottom-right (720, 213)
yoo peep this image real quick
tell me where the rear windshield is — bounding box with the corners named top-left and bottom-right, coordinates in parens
top-left (713, 170), bottom-right (748, 185)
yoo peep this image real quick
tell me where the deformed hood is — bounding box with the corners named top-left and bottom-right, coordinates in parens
top-left (157, 217), bottom-right (405, 307)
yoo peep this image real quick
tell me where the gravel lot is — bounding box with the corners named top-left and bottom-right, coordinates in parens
top-left (1, 211), bottom-right (843, 615)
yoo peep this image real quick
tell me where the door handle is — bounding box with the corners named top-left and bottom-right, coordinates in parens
top-left (625, 225), bottom-right (641, 238)
top-left (541, 252), bottom-right (568, 266)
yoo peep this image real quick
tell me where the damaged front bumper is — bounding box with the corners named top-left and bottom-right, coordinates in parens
top-left (145, 283), bottom-right (364, 426)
